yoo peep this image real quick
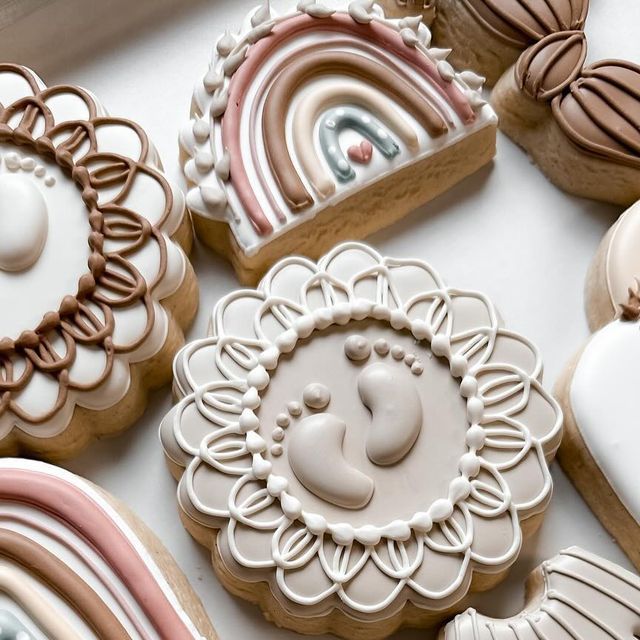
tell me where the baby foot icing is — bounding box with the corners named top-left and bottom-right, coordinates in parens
top-left (358, 361), bottom-right (423, 466)
top-left (161, 242), bottom-right (562, 634)
top-left (288, 413), bottom-right (375, 509)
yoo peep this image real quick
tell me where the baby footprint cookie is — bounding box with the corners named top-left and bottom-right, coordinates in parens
top-left (557, 200), bottom-right (640, 571)
top-left (439, 547), bottom-right (640, 639)
top-left (0, 458), bottom-right (216, 639)
top-left (160, 241), bottom-right (562, 638)
top-left (0, 64), bottom-right (198, 459)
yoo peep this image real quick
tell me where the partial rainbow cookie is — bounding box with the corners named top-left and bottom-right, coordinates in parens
top-left (160, 241), bottom-right (562, 638)
top-left (180, 1), bottom-right (497, 284)
top-left (0, 458), bottom-right (216, 639)
top-left (379, 0), bottom-right (588, 86)
top-left (556, 200), bottom-right (640, 571)
top-left (439, 547), bottom-right (640, 639)
top-left (0, 64), bottom-right (198, 458)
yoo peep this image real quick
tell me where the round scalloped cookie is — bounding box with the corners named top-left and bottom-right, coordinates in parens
top-left (490, 3), bottom-right (640, 206)
top-left (378, 0), bottom-right (588, 86)
top-left (159, 241), bottom-right (562, 639)
top-left (439, 547), bottom-right (640, 639)
top-left (0, 64), bottom-right (198, 459)
top-left (180, 0), bottom-right (497, 284)
top-left (0, 457), bottom-right (217, 639)
top-left (556, 201), bottom-right (640, 572)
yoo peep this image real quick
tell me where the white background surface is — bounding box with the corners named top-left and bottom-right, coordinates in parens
top-left (2, 1), bottom-right (640, 638)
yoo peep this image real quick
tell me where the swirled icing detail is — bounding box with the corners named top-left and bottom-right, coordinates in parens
top-left (0, 458), bottom-right (207, 639)
top-left (160, 241), bottom-right (562, 619)
top-left (552, 60), bottom-right (640, 168)
top-left (0, 64), bottom-right (188, 442)
top-left (181, 3), bottom-right (496, 256)
top-left (442, 547), bottom-right (640, 639)
top-left (461, 0), bottom-right (589, 47)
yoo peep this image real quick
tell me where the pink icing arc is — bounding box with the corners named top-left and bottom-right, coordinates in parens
top-left (222, 13), bottom-right (476, 236)
top-left (0, 468), bottom-right (196, 640)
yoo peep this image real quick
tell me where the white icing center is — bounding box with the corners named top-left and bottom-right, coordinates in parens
top-left (0, 174), bottom-right (48, 272)
top-left (0, 144), bottom-right (90, 339)
top-left (570, 319), bottom-right (640, 523)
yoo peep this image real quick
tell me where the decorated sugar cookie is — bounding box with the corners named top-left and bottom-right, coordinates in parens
top-left (180, 1), bottom-right (497, 284)
top-left (491, 24), bottom-right (640, 206)
top-left (379, 0), bottom-right (589, 86)
top-left (0, 458), bottom-right (216, 639)
top-left (586, 200), bottom-right (640, 330)
top-left (0, 64), bottom-right (197, 458)
top-left (160, 242), bottom-right (562, 638)
top-left (557, 201), bottom-right (640, 571)
top-left (440, 547), bottom-right (640, 639)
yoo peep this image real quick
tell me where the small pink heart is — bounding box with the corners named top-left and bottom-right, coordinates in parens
top-left (347, 140), bottom-right (373, 165)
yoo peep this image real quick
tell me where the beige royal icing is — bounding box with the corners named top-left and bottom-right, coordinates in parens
top-left (0, 64), bottom-right (188, 441)
top-left (442, 547), bottom-right (640, 639)
top-left (160, 242), bottom-right (562, 620)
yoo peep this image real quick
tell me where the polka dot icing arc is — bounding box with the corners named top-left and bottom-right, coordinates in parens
top-left (0, 64), bottom-right (194, 456)
top-left (159, 241), bottom-right (562, 634)
top-left (180, 0), bottom-right (497, 262)
top-left (441, 547), bottom-right (640, 639)
top-left (0, 458), bottom-right (213, 639)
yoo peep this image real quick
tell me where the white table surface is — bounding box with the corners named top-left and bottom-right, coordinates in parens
top-left (3, 1), bottom-right (639, 638)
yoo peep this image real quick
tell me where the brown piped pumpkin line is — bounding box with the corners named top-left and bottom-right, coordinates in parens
top-left (461, 0), bottom-right (589, 48)
top-left (515, 30), bottom-right (640, 169)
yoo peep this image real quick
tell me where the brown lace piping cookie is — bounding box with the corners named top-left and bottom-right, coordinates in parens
top-left (0, 64), bottom-right (198, 458)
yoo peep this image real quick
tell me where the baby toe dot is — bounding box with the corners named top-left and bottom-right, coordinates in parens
top-left (20, 157), bottom-right (35, 171)
top-left (44, 176), bottom-right (55, 187)
top-left (270, 444), bottom-right (283, 457)
top-left (35, 165), bottom-right (46, 177)
top-left (302, 382), bottom-right (331, 410)
top-left (276, 413), bottom-right (290, 428)
top-left (391, 345), bottom-right (405, 360)
top-left (272, 427), bottom-right (285, 442)
top-left (411, 361), bottom-right (423, 376)
top-left (344, 335), bottom-right (372, 361)
top-left (287, 401), bottom-right (302, 417)
top-left (404, 353), bottom-right (416, 366)
top-left (373, 338), bottom-right (389, 356)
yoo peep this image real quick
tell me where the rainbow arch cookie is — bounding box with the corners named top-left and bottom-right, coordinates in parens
top-left (0, 458), bottom-right (216, 639)
top-left (181, 0), bottom-right (497, 283)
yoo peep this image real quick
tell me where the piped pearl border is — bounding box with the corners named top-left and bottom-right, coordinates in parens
top-left (233, 299), bottom-right (490, 546)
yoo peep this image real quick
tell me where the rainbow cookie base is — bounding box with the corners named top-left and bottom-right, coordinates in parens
top-left (181, 1), bottom-right (497, 284)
